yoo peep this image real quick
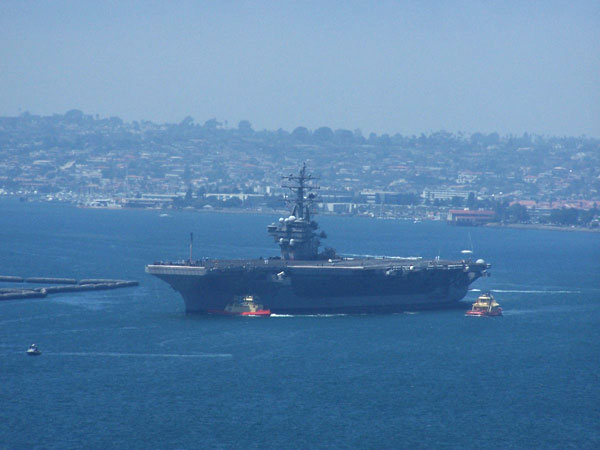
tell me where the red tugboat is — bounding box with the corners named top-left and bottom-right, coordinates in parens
top-left (466, 292), bottom-right (502, 316)
top-left (210, 295), bottom-right (271, 317)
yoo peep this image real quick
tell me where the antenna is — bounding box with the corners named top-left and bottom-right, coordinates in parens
top-left (280, 162), bottom-right (320, 221)
top-left (189, 232), bottom-right (194, 263)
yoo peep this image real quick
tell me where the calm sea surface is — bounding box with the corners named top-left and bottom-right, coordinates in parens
top-left (1, 200), bottom-right (599, 449)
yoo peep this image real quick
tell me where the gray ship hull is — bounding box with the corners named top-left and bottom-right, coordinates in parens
top-left (146, 258), bottom-right (489, 314)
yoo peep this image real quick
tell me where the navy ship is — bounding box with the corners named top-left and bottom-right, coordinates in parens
top-left (146, 165), bottom-right (490, 314)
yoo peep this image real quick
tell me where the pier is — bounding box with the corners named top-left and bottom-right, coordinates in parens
top-left (0, 276), bottom-right (139, 301)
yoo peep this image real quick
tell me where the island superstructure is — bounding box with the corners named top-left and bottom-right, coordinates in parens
top-left (146, 165), bottom-right (491, 314)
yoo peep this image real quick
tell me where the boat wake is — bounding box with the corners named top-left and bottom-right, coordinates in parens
top-left (492, 289), bottom-right (581, 294)
top-left (52, 296), bottom-right (115, 310)
top-left (342, 253), bottom-right (422, 260)
top-left (501, 310), bottom-right (536, 315)
top-left (270, 313), bottom-right (348, 318)
top-left (0, 313), bottom-right (73, 325)
top-left (502, 304), bottom-right (593, 315)
top-left (44, 352), bottom-right (232, 358)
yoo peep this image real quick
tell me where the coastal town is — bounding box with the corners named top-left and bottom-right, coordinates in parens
top-left (1, 110), bottom-right (598, 229)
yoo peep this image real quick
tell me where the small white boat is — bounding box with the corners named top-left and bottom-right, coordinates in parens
top-left (26, 344), bottom-right (41, 356)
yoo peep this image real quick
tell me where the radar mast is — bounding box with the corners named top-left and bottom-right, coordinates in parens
top-left (267, 164), bottom-right (328, 260)
top-left (282, 163), bottom-right (317, 222)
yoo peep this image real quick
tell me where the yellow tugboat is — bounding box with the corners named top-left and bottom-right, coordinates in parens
top-left (466, 291), bottom-right (502, 316)
top-left (209, 295), bottom-right (271, 316)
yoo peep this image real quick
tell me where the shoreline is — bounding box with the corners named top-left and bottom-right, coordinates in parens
top-left (79, 205), bottom-right (600, 232)
top-left (485, 222), bottom-right (600, 233)
top-left (4, 197), bottom-right (599, 233)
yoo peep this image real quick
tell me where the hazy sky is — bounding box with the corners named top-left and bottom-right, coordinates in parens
top-left (1, 0), bottom-right (598, 136)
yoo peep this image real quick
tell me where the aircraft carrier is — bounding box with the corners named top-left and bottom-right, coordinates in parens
top-left (146, 165), bottom-right (491, 314)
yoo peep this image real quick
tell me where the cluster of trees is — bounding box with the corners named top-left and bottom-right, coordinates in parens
top-left (174, 190), bottom-right (285, 210)
top-left (163, 115), bottom-right (600, 153)
top-left (493, 201), bottom-right (598, 226)
top-left (546, 207), bottom-right (599, 226)
top-left (494, 202), bottom-right (530, 223)
top-left (5, 110), bottom-right (599, 159)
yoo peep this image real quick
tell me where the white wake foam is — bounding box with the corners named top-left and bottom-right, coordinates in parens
top-left (270, 313), bottom-right (347, 318)
top-left (492, 289), bottom-right (580, 294)
top-left (46, 352), bottom-right (232, 358)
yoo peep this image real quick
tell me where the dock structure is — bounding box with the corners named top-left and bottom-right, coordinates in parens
top-left (0, 276), bottom-right (139, 301)
top-left (447, 209), bottom-right (495, 226)
top-left (0, 276), bottom-right (24, 282)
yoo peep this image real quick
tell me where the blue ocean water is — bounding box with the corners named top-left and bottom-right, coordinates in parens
top-left (0, 200), bottom-right (599, 449)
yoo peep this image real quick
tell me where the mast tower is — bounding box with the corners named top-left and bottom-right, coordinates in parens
top-left (267, 163), bottom-right (326, 260)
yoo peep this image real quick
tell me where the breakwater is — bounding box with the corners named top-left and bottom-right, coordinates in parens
top-left (0, 276), bottom-right (138, 300)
